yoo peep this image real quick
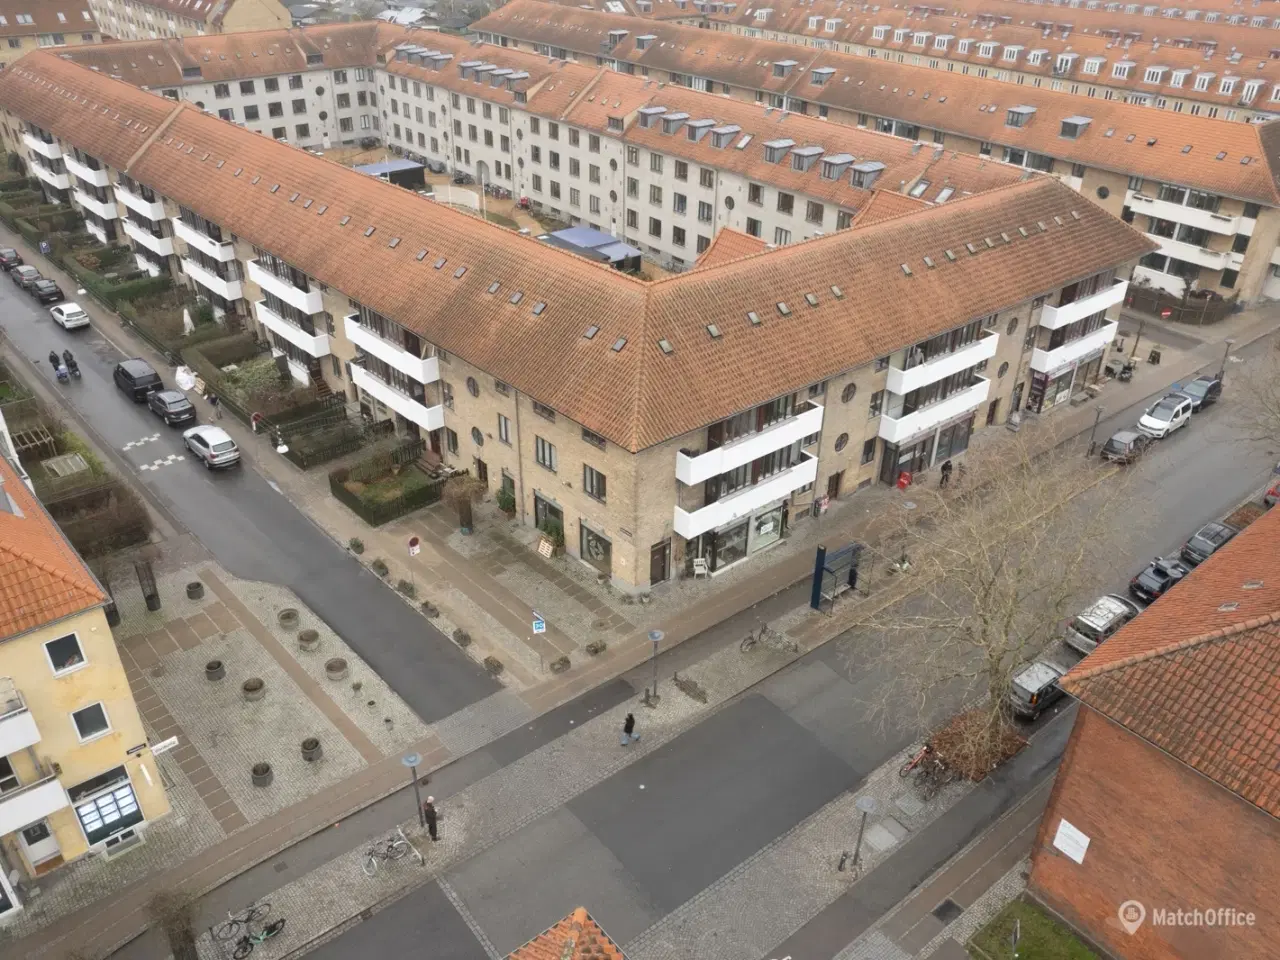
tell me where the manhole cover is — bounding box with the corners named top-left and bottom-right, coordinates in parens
top-left (864, 823), bottom-right (901, 853)
top-left (894, 793), bottom-right (924, 818)
top-left (273, 861), bottom-right (288, 873)
top-left (932, 898), bottom-right (963, 925)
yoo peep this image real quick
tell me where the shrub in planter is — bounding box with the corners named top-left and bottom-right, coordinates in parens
top-left (420, 600), bottom-right (439, 617)
top-left (483, 655), bottom-right (504, 675)
top-left (453, 628), bottom-right (471, 648)
top-left (538, 519), bottom-right (566, 551)
top-left (348, 537), bottom-right (365, 555)
top-left (396, 579), bottom-right (416, 598)
top-left (585, 639), bottom-right (607, 656)
top-left (496, 486), bottom-right (516, 515)
top-left (371, 558), bottom-right (389, 578)
top-left (549, 655), bottom-right (571, 674)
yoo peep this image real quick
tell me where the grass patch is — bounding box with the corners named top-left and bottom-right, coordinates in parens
top-left (969, 901), bottom-right (1100, 960)
top-left (484, 210), bottom-right (520, 230)
top-left (346, 464), bottom-right (434, 504)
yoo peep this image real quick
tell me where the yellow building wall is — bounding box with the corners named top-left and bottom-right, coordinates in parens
top-left (218, 0), bottom-right (290, 34)
top-left (0, 32), bottom-right (102, 67)
top-left (2, 607), bottom-right (169, 871)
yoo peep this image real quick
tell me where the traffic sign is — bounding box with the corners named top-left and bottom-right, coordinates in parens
top-left (532, 617), bottom-right (546, 634)
top-left (648, 629), bottom-right (664, 646)
top-left (1160, 308), bottom-right (1172, 319)
top-left (408, 536), bottom-right (421, 557)
top-left (402, 753), bottom-right (422, 768)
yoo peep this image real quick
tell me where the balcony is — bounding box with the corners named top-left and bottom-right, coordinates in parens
top-left (879, 377), bottom-right (991, 444)
top-left (673, 452), bottom-right (818, 539)
top-left (676, 402), bottom-right (823, 486)
top-left (1126, 192), bottom-right (1239, 236)
top-left (62, 155), bottom-right (110, 188)
top-left (344, 315), bottom-right (439, 384)
top-left (115, 182), bottom-right (166, 221)
top-left (181, 258), bottom-right (243, 301)
top-left (272, 349), bottom-right (314, 386)
top-left (0, 684), bottom-right (40, 757)
top-left (1144, 234), bottom-right (1230, 270)
top-left (1131, 264), bottom-right (1191, 297)
top-left (1031, 321), bottom-right (1118, 375)
top-left (247, 260), bottom-right (323, 315)
top-left (255, 300), bottom-right (330, 358)
top-left (1039, 279), bottom-right (1127, 330)
top-left (22, 132), bottom-right (60, 160)
top-left (30, 163), bottom-right (71, 192)
top-left (84, 220), bottom-right (107, 246)
top-left (352, 363), bottom-right (445, 432)
top-left (172, 218), bottom-right (236, 261)
top-left (0, 776), bottom-right (70, 838)
top-left (886, 332), bottom-right (999, 396)
top-left (73, 189), bottom-right (118, 221)
top-left (122, 219), bottom-right (174, 257)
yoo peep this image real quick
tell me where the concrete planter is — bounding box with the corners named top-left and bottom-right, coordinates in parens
top-left (324, 658), bottom-right (348, 681)
top-left (242, 677), bottom-right (266, 702)
top-left (205, 660), bottom-right (225, 682)
top-left (278, 608), bottom-right (300, 629)
top-left (297, 629), bottom-right (320, 652)
top-left (186, 582), bottom-right (204, 600)
top-left (301, 737), bottom-right (323, 762)
top-left (251, 762), bottom-right (273, 788)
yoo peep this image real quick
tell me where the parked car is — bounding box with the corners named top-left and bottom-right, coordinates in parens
top-left (147, 389), bottom-right (196, 426)
top-left (30, 279), bottom-right (65, 304)
top-left (113, 358), bottom-right (164, 400)
top-left (1176, 375), bottom-right (1222, 411)
top-left (1137, 393), bottom-right (1193, 439)
top-left (0, 247), bottom-right (23, 270)
top-left (49, 302), bottom-right (90, 329)
top-left (183, 424), bottom-right (240, 469)
top-left (1100, 429), bottom-right (1151, 464)
top-left (1008, 660), bottom-right (1068, 720)
top-left (1129, 556), bottom-right (1191, 604)
top-left (1180, 520), bottom-right (1238, 566)
top-left (1064, 594), bottom-right (1141, 656)
top-left (1266, 482), bottom-right (1279, 509)
top-left (11, 264), bottom-right (41, 289)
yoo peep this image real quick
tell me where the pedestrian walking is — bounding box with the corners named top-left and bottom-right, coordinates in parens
top-left (939, 459), bottom-right (953, 488)
top-left (422, 796), bottom-right (439, 841)
top-left (780, 501), bottom-right (790, 537)
top-left (207, 391), bottom-right (222, 421)
top-left (620, 713), bottom-right (639, 747)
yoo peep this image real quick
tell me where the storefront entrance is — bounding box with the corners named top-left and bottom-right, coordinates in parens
top-left (685, 500), bottom-right (787, 575)
top-left (68, 765), bottom-right (145, 852)
top-left (533, 493), bottom-right (563, 534)
top-left (879, 414), bottom-right (975, 485)
top-left (649, 540), bottom-right (670, 584)
top-left (1027, 352), bottom-right (1104, 413)
top-left (18, 820), bottom-right (60, 872)
top-left (579, 523), bottom-right (612, 577)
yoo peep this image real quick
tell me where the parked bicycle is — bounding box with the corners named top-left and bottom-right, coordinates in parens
top-left (740, 619), bottom-right (799, 654)
top-left (362, 827), bottom-right (420, 876)
top-left (212, 901), bottom-right (272, 943)
top-left (899, 743), bottom-right (934, 778)
top-left (912, 755), bottom-right (958, 802)
top-left (231, 918), bottom-right (286, 959)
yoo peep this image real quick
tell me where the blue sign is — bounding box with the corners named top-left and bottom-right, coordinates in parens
top-left (532, 618), bottom-right (546, 634)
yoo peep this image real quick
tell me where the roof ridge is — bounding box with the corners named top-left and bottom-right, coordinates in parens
top-left (0, 539), bottom-right (104, 607)
top-left (1063, 611), bottom-right (1280, 689)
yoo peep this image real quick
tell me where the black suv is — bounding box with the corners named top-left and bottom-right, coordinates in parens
top-left (1177, 375), bottom-right (1223, 411)
top-left (30, 279), bottom-right (64, 304)
top-left (1180, 521), bottom-right (1237, 566)
top-left (0, 248), bottom-right (22, 270)
top-left (1130, 557), bottom-right (1190, 604)
top-left (113, 358), bottom-right (163, 401)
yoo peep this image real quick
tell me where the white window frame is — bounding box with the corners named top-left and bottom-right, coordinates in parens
top-left (71, 702), bottom-right (112, 743)
top-left (44, 632), bottom-right (88, 676)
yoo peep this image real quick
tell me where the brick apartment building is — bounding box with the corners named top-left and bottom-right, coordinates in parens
top-left (0, 0), bottom-right (101, 72)
top-left (88, 0), bottom-right (289, 42)
top-left (1029, 503), bottom-right (1280, 959)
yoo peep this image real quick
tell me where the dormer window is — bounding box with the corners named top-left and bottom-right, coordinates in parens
top-left (1219, 76), bottom-right (1238, 96)
top-left (772, 59), bottom-right (797, 79)
top-left (1170, 69), bottom-right (1189, 88)
top-left (1006, 105), bottom-right (1036, 127)
top-left (710, 124), bottom-right (740, 148)
top-left (790, 145), bottom-right (823, 172)
top-left (637, 105), bottom-right (666, 129)
top-left (824, 18), bottom-right (841, 32)
top-left (912, 32), bottom-right (931, 47)
top-left (1082, 56), bottom-right (1104, 75)
top-left (636, 34), bottom-right (655, 50)
top-left (1112, 61), bottom-right (1134, 80)
top-left (661, 112), bottom-right (689, 135)
top-left (686, 118), bottom-right (714, 142)
top-left (872, 25), bottom-right (888, 40)
top-left (956, 38), bottom-right (972, 54)
top-left (1242, 80), bottom-right (1263, 102)
top-left (850, 160), bottom-right (885, 189)
top-left (978, 42), bottom-right (998, 58)
top-left (808, 14), bottom-right (820, 30)
top-left (1194, 72), bottom-right (1214, 92)
top-left (820, 153), bottom-right (853, 180)
top-left (1055, 53), bottom-right (1077, 74)
top-left (1002, 45), bottom-right (1023, 63)
top-left (934, 35), bottom-right (952, 52)
top-left (1027, 49), bottom-right (1046, 66)
top-left (893, 28), bottom-right (909, 43)
top-left (763, 138), bottom-right (795, 163)
top-left (811, 66), bottom-right (835, 86)
top-left (606, 28), bottom-right (628, 49)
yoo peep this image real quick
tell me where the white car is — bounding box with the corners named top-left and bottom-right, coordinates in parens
top-left (1137, 393), bottom-right (1193, 439)
top-left (182, 424), bottom-right (241, 469)
top-left (49, 302), bottom-right (91, 330)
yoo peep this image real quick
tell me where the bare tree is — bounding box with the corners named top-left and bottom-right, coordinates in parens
top-left (442, 474), bottom-right (487, 534)
top-left (147, 890), bottom-right (199, 960)
top-left (848, 424), bottom-right (1138, 775)
top-left (1227, 340), bottom-right (1280, 445)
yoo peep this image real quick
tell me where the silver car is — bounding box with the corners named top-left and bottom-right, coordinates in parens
top-left (1064, 594), bottom-right (1141, 656)
top-left (183, 424), bottom-right (240, 469)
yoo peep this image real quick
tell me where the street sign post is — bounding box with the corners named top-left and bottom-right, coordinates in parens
top-left (532, 615), bottom-right (546, 634)
top-left (402, 753), bottom-right (425, 827)
top-left (647, 629), bottom-right (663, 702)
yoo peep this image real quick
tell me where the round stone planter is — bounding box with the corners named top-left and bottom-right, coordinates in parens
top-left (186, 581), bottom-right (204, 601)
top-left (277, 608), bottom-right (300, 630)
top-left (251, 762), bottom-right (273, 788)
top-left (301, 737), bottom-right (323, 762)
top-left (297, 629), bottom-right (321, 652)
top-left (242, 677), bottom-right (266, 702)
top-left (324, 658), bottom-right (349, 681)
top-left (205, 660), bottom-right (225, 682)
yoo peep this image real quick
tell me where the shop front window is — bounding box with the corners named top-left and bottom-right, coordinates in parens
top-left (69, 766), bottom-right (143, 846)
top-left (580, 523), bottom-right (612, 576)
top-left (934, 415), bottom-right (974, 462)
top-left (754, 505), bottom-right (784, 551)
top-left (714, 519), bottom-right (750, 570)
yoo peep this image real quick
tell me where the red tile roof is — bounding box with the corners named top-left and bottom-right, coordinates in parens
top-left (507, 907), bottom-right (625, 960)
top-left (0, 0), bottom-right (97, 40)
top-left (0, 455), bottom-right (106, 641)
top-left (690, 226), bottom-right (765, 269)
top-left (1063, 501), bottom-right (1280, 818)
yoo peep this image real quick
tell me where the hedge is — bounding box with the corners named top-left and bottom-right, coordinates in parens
top-left (328, 464), bottom-right (443, 526)
top-left (60, 253), bottom-right (172, 309)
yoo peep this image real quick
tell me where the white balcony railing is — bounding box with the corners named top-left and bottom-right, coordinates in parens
top-left (247, 260), bottom-right (323, 315)
top-left (73, 188), bottom-right (118, 221)
top-left (22, 132), bottom-right (61, 160)
top-left (62, 155), bottom-right (110, 188)
top-left (84, 220), bottom-right (107, 245)
top-left (114, 182), bottom-right (166, 221)
top-left (122, 219), bottom-right (175, 257)
top-left (673, 452), bottom-right (818, 539)
top-left (344, 315), bottom-right (440, 384)
top-left (172, 218), bottom-right (236, 262)
top-left (879, 377), bottom-right (991, 444)
top-left (0, 684), bottom-right (40, 757)
top-left (1031, 321), bottom-right (1118, 375)
top-left (271, 349), bottom-right (314, 386)
top-left (1038, 279), bottom-right (1127, 330)
top-left (0, 776), bottom-right (70, 838)
top-left (1125, 192), bottom-right (1239, 236)
top-left (676, 402), bottom-right (823, 486)
top-left (352, 363), bottom-right (445, 432)
top-left (1145, 235), bottom-right (1231, 270)
top-left (182, 258), bottom-right (243, 301)
top-left (30, 164), bottom-right (71, 191)
top-left (886, 332), bottom-right (999, 396)
top-left (255, 300), bottom-right (330, 358)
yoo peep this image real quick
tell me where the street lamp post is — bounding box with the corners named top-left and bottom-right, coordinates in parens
top-left (1218, 338), bottom-right (1235, 382)
top-left (1086, 406), bottom-right (1105, 458)
top-left (645, 630), bottom-right (663, 705)
top-left (851, 795), bottom-right (879, 868)
top-left (402, 753), bottom-right (425, 827)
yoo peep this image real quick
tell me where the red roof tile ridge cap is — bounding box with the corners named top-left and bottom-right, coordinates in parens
top-left (0, 540), bottom-right (105, 608)
top-left (1062, 611), bottom-right (1280, 692)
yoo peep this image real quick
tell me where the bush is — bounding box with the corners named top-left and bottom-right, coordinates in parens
top-left (549, 655), bottom-right (570, 674)
top-left (348, 537), bottom-right (365, 554)
top-left (585, 639), bottom-right (607, 656)
top-left (453, 628), bottom-right (471, 647)
top-left (197, 333), bottom-right (261, 369)
top-left (193, 299), bottom-right (216, 325)
top-left (483, 655), bottom-right (504, 675)
top-left (496, 486), bottom-right (516, 514)
top-left (538, 518), bottom-right (565, 550)
top-left (396, 578), bottom-right (416, 597)
top-left (420, 601), bottom-right (439, 617)
top-left (371, 558), bottom-right (389, 578)
top-left (53, 482), bottom-right (152, 557)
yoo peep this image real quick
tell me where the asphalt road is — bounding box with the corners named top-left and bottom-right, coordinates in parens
top-left (0, 278), bottom-right (496, 724)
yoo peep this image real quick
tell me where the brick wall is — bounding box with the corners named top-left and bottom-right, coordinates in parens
top-left (1029, 707), bottom-right (1280, 960)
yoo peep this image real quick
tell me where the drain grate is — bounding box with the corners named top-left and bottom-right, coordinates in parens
top-left (273, 860), bottom-right (287, 873)
top-left (932, 898), bottom-right (963, 925)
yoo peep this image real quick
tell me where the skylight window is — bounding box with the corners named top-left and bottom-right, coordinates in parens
top-left (289, 191), bottom-right (300, 202)
top-left (416, 249), bottom-right (428, 261)
top-left (488, 281), bottom-right (501, 293)
top-left (830, 285), bottom-right (844, 299)
top-left (511, 292), bottom-right (525, 305)
top-left (434, 257), bottom-right (447, 269)
top-left (317, 205), bottom-right (328, 215)
top-left (804, 293), bottom-right (819, 306)
top-left (532, 302), bottom-right (546, 316)
top-left (389, 238), bottom-right (401, 248)
top-left (658, 338), bottom-right (673, 354)
top-left (707, 323), bottom-right (722, 338)
top-left (339, 215), bottom-right (351, 225)
top-left (270, 184), bottom-right (280, 193)
top-left (776, 302), bottom-right (791, 316)
top-left (611, 337), bottom-right (627, 352)
top-left (251, 175), bottom-right (262, 184)
top-left (583, 323), bottom-right (597, 337)
top-left (901, 263), bottom-right (913, 275)
top-left (453, 266), bottom-right (467, 278)
top-left (364, 226), bottom-right (376, 237)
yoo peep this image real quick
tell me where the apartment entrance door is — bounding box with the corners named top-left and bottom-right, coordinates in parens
top-left (826, 470), bottom-right (843, 500)
top-left (474, 458), bottom-right (488, 485)
top-left (19, 820), bottom-right (60, 869)
top-left (649, 540), bottom-right (670, 584)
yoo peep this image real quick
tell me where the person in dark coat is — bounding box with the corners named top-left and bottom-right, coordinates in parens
top-left (422, 796), bottom-right (439, 841)
top-left (621, 713), bottom-right (639, 746)
top-left (939, 459), bottom-right (953, 488)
